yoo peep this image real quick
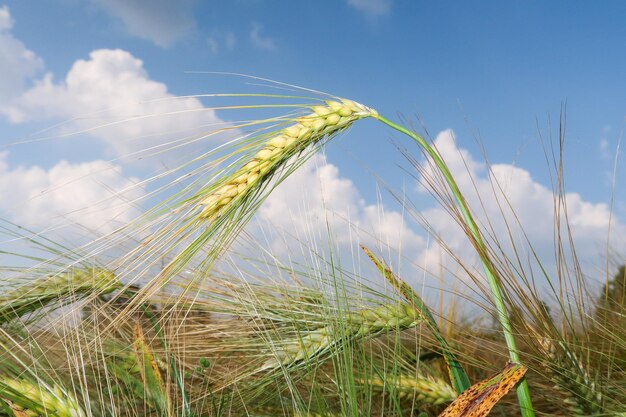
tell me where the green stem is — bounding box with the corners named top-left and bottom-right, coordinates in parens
top-left (374, 114), bottom-right (535, 417)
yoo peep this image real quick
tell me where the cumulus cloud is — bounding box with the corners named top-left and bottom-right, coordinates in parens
top-left (3, 48), bottom-right (226, 163)
top-left (0, 6), bottom-right (43, 103)
top-left (94, 0), bottom-right (196, 47)
top-left (255, 154), bottom-right (425, 261)
top-left (347, 0), bottom-right (392, 17)
top-left (249, 23), bottom-right (277, 51)
top-left (252, 130), bottom-right (624, 292)
top-left (416, 129), bottom-right (625, 279)
top-left (0, 152), bottom-right (145, 234)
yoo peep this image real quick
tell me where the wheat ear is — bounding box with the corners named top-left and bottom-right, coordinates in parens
top-left (538, 338), bottom-right (603, 415)
top-left (199, 98), bottom-right (377, 221)
top-left (261, 302), bottom-right (421, 370)
top-left (0, 378), bottom-right (85, 417)
top-left (0, 267), bottom-right (121, 323)
top-left (359, 374), bottom-right (457, 405)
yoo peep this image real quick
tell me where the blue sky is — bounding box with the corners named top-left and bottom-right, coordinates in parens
top-left (0, 0), bottom-right (625, 289)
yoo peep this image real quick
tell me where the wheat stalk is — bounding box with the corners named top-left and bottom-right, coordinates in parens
top-left (0, 267), bottom-right (121, 323)
top-left (199, 98), bottom-right (377, 221)
top-left (261, 302), bottom-right (421, 370)
top-left (359, 374), bottom-right (457, 405)
top-left (0, 378), bottom-right (86, 417)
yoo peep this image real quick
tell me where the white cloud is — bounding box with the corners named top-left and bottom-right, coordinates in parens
top-left (416, 129), bottom-right (626, 280)
top-left (94, 0), bottom-right (196, 47)
top-left (206, 36), bottom-right (219, 55)
top-left (3, 48), bottom-right (226, 163)
top-left (249, 23), bottom-right (277, 51)
top-left (0, 6), bottom-right (44, 103)
top-left (255, 154), bottom-right (425, 261)
top-left (0, 5), bottom-right (11, 29)
top-left (347, 0), bottom-right (392, 17)
top-left (0, 152), bottom-right (145, 233)
top-left (0, 10), bottom-right (229, 234)
top-left (206, 31), bottom-right (236, 55)
top-left (252, 130), bottom-right (625, 293)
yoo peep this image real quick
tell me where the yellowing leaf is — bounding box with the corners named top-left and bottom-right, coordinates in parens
top-left (133, 323), bottom-right (169, 415)
top-left (438, 363), bottom-right (527, 417)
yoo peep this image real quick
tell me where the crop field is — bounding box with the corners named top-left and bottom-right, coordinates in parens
top-left (0, 90), bottom-right (624, 417)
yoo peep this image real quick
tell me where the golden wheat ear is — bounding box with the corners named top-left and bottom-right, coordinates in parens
top-left (119, 96), bottom-right (379, 312)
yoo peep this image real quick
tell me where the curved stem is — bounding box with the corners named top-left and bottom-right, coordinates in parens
top-left (374, 114), bottom-right (535, 417)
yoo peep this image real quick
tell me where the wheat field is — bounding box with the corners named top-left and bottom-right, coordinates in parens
top-left (0, 90), bottom-right (624, 417)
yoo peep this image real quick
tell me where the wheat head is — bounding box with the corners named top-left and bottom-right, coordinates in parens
top-left (0, 267), bottom-right (121, 323)
top-left (360, 374), bottom-right (457, 405)
top-left (262, 302), bottom-right (421, 370)
top-left (538, 337), bottom-right (603, 415)
top-left (0, 378), bottom-right (85, 417)
top-left (199, 98), bottom-right (377, 221)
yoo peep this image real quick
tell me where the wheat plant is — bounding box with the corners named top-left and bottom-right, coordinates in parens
top-left (2, 81), bottom-right (626, 417)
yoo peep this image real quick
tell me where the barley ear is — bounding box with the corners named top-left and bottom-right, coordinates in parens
top-left (361, 245), bottom-right (471, 394)
top-left (359, 374), bottom-right (457, 406)
top-left (0, 267), bottom-right (121, 324)
top-left (261, 302), bottom-right (421, 371)
top-left (133, 323), bottom-right (170, 416)
top-left (199, 98), bottom-right (377, 222)
top-left (538, 337), bottom-right (604, 415)
top-left (0, 378), bottom-right (86, 417)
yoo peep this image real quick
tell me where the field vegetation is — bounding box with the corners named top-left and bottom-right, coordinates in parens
top-left (0, 87), bottom-right (624, 416)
